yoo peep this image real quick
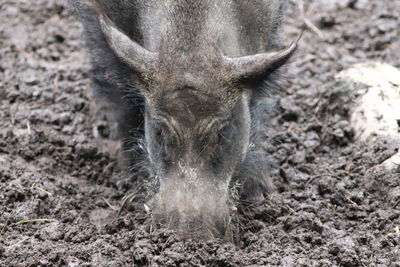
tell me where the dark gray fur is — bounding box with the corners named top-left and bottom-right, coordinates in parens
top-left (71, 0), bottom-right (294, 237)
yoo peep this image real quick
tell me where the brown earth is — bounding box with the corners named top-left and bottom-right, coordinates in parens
top-left (1, 0), bottom-right (400, 266)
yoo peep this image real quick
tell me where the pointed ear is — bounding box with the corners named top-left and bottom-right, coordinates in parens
top-left (88, 1), bottom-right (158, 74)
top-left (223, 31), bottom-right (303, 82)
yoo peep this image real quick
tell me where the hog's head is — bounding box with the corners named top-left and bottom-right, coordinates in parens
top-left (96, 8), bottom-right (299, 238)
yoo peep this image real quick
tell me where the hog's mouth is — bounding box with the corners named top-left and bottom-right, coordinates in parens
top-left (151, 176), bottom-right (234, 239)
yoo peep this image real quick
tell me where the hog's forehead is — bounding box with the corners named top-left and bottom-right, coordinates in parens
top-left (158, 88), bottom-right (224, 118)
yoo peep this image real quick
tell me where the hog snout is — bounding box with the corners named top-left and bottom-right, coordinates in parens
top-left (152, 167), bottom-right (232, 239)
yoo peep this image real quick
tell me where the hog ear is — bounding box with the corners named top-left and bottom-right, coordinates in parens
top-left (223, 32), bottom-right (303, 83)
top-left (94, 7), bottom-right (158, 74)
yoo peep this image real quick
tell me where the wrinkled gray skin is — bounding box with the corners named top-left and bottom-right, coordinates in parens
top-left (71, 0), bottom-right (296, 238)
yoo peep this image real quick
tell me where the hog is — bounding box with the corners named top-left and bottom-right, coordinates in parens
top-left (71, 0), bottom-right (299, 238)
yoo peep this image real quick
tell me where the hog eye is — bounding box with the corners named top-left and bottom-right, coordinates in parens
top-left (155, 128), bottom-right (162, 140)
top-left (154, 121), bottom-right (179, 149)
top-left (152, 123), bottom-right (175, 164)
top-left (217, 122), bottom-right (231, 145)
top-left (153, 124), bottom-right (164, 144)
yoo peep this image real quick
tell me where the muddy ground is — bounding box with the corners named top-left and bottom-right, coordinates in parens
top-left (1, 0), bottom-right (400, 266)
